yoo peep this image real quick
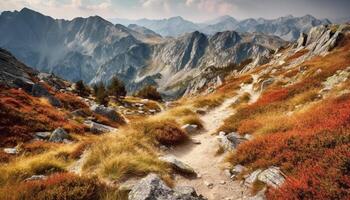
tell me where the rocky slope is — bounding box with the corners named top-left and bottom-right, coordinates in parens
top-left (0, 8), bottom-right (287, 98)
top-left (0, 8), bottom-right (156, 83)
top-left (92, 30), bottom-right (286, 97)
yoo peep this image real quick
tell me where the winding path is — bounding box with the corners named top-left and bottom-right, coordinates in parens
top-left (169, 96), bottom-right (247, 200)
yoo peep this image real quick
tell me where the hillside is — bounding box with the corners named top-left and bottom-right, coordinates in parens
top-left (0, 21), bottom-right (349, 200)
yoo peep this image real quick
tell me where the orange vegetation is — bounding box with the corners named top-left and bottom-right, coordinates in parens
top-left (0, 173), bottom-right (107, 200)
top-left (0, 88), bottom-right (85, 146)
top-left (226, 37), bottom-right (350, 199)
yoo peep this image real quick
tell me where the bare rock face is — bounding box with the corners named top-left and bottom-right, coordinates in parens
top-left (128, 174), bottom-right (204, 200)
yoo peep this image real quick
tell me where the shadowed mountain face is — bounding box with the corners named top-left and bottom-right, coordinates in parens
top-left (0, 8), bottom-right (287, 98)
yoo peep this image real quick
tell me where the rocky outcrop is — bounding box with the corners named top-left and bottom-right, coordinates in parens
top-left (84, 120), bottom-right (117, 134)
top-left (90, 104), bottom-right (124, 123)
top-left (49, 128), bottom-right (70, 143)
top-left (128, 174), bottom-right (204, 200)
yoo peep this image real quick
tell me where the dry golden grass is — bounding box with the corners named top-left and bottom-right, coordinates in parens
top-left (0, 144), bottom-right (79, 186)
top-left (191, 94), bottom-right (226, 109)
top-left (180, 115), bottom-right (204, 129)
top-left (82, 131), bottom-right (171, 182)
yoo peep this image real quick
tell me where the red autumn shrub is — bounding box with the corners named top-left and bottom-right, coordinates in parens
top-left (55, 92), bottom-right (88, 111)
top-left (232, 94), bottom-right (350, 199)
top-left (141, 120), bottom-right (188, 145)
top-left (0, 173), bottom-right (107, 200)
top-left (0, 89), bottom-right (84, 146)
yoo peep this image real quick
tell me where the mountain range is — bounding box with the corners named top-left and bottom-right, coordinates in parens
top-left (0, 8), bottom-right (291, 98)
top-left (110, 14), bottom-right (331, 41)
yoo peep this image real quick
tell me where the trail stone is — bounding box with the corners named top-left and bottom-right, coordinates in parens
top-left (182, 124), bottom-right (198, 134)
top-left (129, 174), bottom-right (204, 200)
top-left (159, 155), bottom-right (196, 175)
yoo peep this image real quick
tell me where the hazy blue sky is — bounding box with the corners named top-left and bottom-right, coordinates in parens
top-left (1, 0), bottom-right (349, 21)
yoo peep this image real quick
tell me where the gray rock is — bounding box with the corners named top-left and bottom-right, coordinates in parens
top-left (31, 83), bottom-right (62, 107)
top-left (181, 124), bottom-right (198, 134)
top-left (129, 174), bottom-right (204, 200)
top-left (159, 155), bottom-right (196, 175)
top-left (35, 132), bottom-right (52, 140)
top-left (90, 104), bottom-right (123, 122)
top-left (71, 109), bottom-right (88, 117)
top-left (217, 132), bottom-right (247, 151)
top-left (25, 175), bottom-right (46, 181)
top-left (49, 128), bottom-right (70, 142)
top-left (31, 83), bottom-right (50, 97)
top-left (84, 121), bottom-right (117, 134)
top-left (258, 167), bottom-right (285, 188)
top-left (47, 95), bottom-right (63, 107)
top-left (3, 148), bottom-right (18, 154)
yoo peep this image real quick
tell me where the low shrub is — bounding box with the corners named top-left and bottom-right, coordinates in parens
top-left (0, 173), bottom-right (107, 200)
top-left (180, 115), bottom-right (203, 129)
top-left (141, 120), bottom-right (188, 145)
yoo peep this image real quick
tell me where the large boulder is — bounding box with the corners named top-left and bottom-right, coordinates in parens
top-left (31, 83), bottom-right (51, 97)
top-left (49, 128), bottom-right (70, 142)
top-left (90, 104), bottom-right (124, 122)
top-left (159, 155), bottom-right (196, 175)
top-left (84, 121), bottom-right (117, 134)
top-left (31, 83), bottom-right (62, 107)
top-left (128, 174), bottom-right (204, 200)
